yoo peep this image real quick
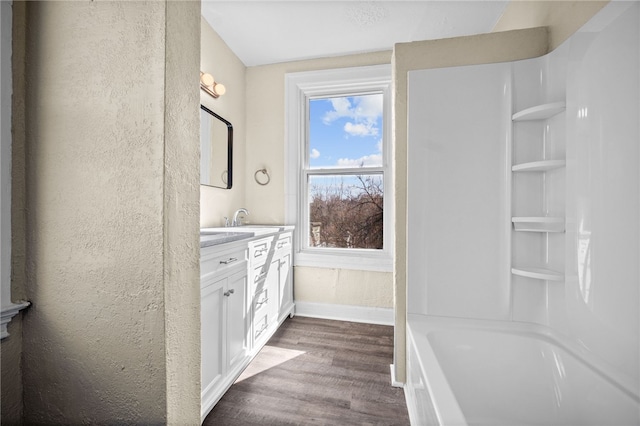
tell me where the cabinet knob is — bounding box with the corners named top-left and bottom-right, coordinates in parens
top-left (223, 289), bottom-right (235, 297)
top-left (220, 257), bottom-right (238, 265)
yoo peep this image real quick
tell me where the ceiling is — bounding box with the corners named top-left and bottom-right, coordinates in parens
top-left (201, 1), bottom-right (510, 67)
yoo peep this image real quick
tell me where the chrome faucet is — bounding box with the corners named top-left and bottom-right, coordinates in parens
top-left (232, 208), bottom-right (249, 227)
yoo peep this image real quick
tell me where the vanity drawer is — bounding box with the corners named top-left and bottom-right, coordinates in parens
top-left (201, 246), bottom-right (247, 279)
top-left (253, 312), bottom-right (270, 341)
top-left (249, 237), bottom-right (274, 264)
top-left (274, 232), bottom-right (292, 252)
top-left (253, 287), bottom-right (270, 316)
top-left (251, 263), bottom-right (268, 287)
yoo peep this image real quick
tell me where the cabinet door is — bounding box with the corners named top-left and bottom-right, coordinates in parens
top-left (226, 270), bottom-right (248, 370)
top-left (278, 252), bottom-right (293, 316)
top-left (201, 276), bottom-right (225, 399)
top-left (267, 258), bottom-right (280, 324)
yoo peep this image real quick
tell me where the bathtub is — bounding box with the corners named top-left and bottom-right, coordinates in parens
top-left (405, 314), bottom-right (640, 426)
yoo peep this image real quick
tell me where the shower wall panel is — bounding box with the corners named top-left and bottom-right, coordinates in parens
top-left (407, 62), bottom-right (511, 320)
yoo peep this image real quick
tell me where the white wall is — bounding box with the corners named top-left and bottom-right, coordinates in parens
top-left (407, 62), bottom-right (511, 320)
top-left (562, 2), bottom-right (639, 390)
top-left (510, 1), bottom-right (639, 389)
top-left (394, 27), bottom-right (549, 382)
top-left (406, 1), bottom-right (639, 390)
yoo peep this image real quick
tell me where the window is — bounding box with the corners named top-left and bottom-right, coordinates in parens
top-left (285, 65), bottom-right (392, 272)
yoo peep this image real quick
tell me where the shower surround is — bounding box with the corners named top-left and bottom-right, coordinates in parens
top-left (405, 2), bottom-right (639, 424)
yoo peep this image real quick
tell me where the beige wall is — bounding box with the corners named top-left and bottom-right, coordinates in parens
top-left (245, 51), bottom-right (391, 223)
top-left (200, 18), bottom-right (247, 228)
top-left (245, 51), bottom-right (394, 310)
top-left (12, 2), bottom-right (200, 423)
top-left (493, 0), bottom-right (609, 50)
top-left (295, 268), bottom-right (393, 308)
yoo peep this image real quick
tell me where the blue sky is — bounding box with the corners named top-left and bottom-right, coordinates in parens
top-left (308, 94), bottom-right (383, 168)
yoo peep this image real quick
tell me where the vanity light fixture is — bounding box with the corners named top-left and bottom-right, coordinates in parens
top-left (200, 71), bottom-right (226, 98)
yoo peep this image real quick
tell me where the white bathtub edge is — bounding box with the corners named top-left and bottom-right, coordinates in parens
top-left (407, 314), bottom-right (640, 409)
top-left (407, 319), bottom-right (468, 426)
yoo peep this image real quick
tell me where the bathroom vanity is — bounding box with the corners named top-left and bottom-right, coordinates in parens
top-left (199, 226), bottom-right (294, 421)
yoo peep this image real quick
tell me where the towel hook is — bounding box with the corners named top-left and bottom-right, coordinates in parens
top-left (254, 168), bottom-right (270, 186)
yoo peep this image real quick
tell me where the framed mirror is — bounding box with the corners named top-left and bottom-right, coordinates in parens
top-left (200, 105), bottom-right (233, 189)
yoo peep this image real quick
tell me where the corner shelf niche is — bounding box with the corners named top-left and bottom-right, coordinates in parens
top-left (512, 217), bottom-right (565, 233)
top-left (512, 102), bottom-right (566, 121)
top-left (512, 159), bottom-right (566, 172)
top-left (510, 99), bottom-right (567, 287)
top-left (511, 267), bottom-right (564, 282)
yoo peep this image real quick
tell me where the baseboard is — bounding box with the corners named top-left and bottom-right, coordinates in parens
top-left (294, 301), bottom-right (394, 326)
top-left (390, 363), bottom-right (404, 388)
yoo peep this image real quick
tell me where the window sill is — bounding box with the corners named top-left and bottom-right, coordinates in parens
top-left (1, 301), bottom-right (30, 339)
top-left (295, 250), bottom-right (392, 273)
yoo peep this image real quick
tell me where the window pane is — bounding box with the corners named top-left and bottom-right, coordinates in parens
top-left (309, 94), bottom-right (383, 169)
top-left (308, 174), bottom-right (383, 249)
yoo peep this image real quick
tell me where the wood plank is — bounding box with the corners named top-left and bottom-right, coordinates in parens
top-left (204, 316), bottom-right (409, 425)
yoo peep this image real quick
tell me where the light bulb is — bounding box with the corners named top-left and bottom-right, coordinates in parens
top-left (213, 83), bottom-right (226, 96)
top-left (200, 73), bottom-right (214, 87)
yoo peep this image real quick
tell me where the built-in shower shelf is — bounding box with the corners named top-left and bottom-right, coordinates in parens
top-left (512, 160), bottom-right (566, 172)
top-left (512, 267), bottom-right (564, 281)
top-left (512, 217), bottom-right (565, 232)
top-left (512, 102), bottom-right (566, 121)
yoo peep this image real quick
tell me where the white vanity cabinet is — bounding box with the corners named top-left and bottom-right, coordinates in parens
top-left (248, 230), bottom-right (295, 348)
top-left (200, 226), bottom-right (295, 421)
top-left (200, 241), bottom-right (250, 421)
top-left (275, 232), bottom-right (294, 322)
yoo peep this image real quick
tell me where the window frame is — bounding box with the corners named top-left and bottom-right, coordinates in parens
top-left (285, 65), bottom-right (393, 272)
top-left (1, 0), bottom-right (29, 339)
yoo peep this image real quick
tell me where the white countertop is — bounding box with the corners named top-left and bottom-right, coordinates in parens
top-left (200, 225), bottom-right (294, 248)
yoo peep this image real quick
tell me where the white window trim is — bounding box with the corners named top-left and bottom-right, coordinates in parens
top-left (1, 0), bottom-right (29, 339)
top-left (285, 64), bottom-right (393, 272)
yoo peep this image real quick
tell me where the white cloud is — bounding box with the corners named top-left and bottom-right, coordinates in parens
top-left (344, 122), bottom-right (378, 137)
top-left (354, 94), bottom-right (383, 120)
top-left (337, 153), bottom-right (383, 167)
top-left (322, 94), bottom-right (383, 137)
top-left (310, 148), bottom-right (320, 159)
top-left (322, 98), bottom-right (353, 124)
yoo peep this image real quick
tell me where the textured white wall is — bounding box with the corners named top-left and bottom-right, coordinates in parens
top-left (18, 2), bottom-right (200, 423)
top-left (164, 1), bottom-right (201, 423)
top-left (1, 1), bottom-right (27, 422)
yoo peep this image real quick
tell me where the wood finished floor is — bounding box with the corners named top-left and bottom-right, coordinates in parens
top-left (203, 316), bottom-right (410, 426)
